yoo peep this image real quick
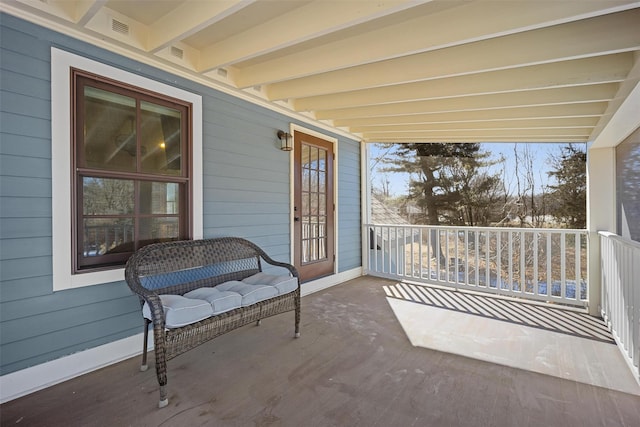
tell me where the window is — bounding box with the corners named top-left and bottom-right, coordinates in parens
top-left (52, 48), bottom-right (202, 290)
top-left (616, 129), bottom-right (640, 242)
top-left (72, 71), bottom-right (191, 272)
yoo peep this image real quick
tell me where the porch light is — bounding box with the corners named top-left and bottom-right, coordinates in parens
top-left (277, 130), bottom-right (293, 151)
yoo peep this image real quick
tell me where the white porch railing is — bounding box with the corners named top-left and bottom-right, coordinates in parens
top-left (599, 231), bottom-right (640, 382)
top-left (365, 224), bottom-right (588, 307)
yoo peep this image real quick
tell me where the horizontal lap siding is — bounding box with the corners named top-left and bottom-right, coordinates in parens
top-left (0, 13), bottom-right (361, 375)
top-left (338, 140), bottom-right (362, 272)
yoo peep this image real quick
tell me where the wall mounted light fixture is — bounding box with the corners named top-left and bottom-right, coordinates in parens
top-left (277, 130), bottom-right (293, 151)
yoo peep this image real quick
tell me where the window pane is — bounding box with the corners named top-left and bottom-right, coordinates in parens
top-left (83, 177), bottom-right (134, 215)
top-left (139, 217), bottom-right (180, 242)
top-left (140, 101), bottom-right (182, 175)
top-left (82, 218), bottom-right (134, 256)
top-left (616, 135), bottom-right (640, 242)
top-left (83, 86), bottom-right (137, 171)
top-left (139, 182), bottom-right (180, 214)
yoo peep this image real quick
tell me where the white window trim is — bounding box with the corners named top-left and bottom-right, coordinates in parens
top-left (51, 48), bottom-right (203, 291)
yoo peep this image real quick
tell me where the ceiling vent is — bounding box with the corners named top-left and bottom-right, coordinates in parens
top-left (170, 46), bottom-right (184, 60)
top-left (217, 68), bottom-right (228, 78)
top-left (111, 18), bottom-right (130, 36)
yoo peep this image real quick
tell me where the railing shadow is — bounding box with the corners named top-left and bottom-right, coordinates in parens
top-left (383, 281), bottom-right (614, 344)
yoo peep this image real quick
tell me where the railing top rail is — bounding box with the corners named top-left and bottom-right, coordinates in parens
top-left (365, 223), bottom-right (588, 234)
top-left (598, 231), bottom-right (640, 250)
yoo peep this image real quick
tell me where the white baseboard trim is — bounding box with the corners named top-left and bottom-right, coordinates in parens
top-left (301, 267), bottom-right (363, 297)
top-left (0, 333), bottom-right (151, 404)
top-left (0, 267), bottom-right (363, 404)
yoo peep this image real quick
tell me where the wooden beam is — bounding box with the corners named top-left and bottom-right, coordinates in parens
top-left (198, 0), bottom-right (428, 72)
top-left (333, 103), bottom-right (609, 127)
top-left (146, 0), bottom-right (256, 53)
top-left (295, 54), bottom-right (633, 111)
top-left (317, 84), bottom-right (619, 120)
top-left (264, 8), bottom-right (640, 99)
top-left (238, 1), bottom-right (639, 89)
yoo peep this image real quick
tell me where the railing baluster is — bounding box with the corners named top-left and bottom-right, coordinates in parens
top-left (485, 230), bottom-right (490, 289)
top-left (520, 230), bottom-right (525, 294)
top-left (496, 231), bottom-right (502, 291)
top-left (464, 230), bottom-right (469, 286)
top-left (575, 232), bottom-right (580, 301)
top-left (533, 231), bottom-right (539, 296)
top-left (474, 231), bottom-right (479, 287)
top-left (546, 233), bottom-right (552, 297)
top-left (561, 231), bottom-right (566, 300)
top-left (509, 231), bottom-right (513, 292)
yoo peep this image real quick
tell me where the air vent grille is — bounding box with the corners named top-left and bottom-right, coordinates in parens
top-left (217, 68), bottom-right (228, 78)
top-left (111, 18), bottom-right (129, 36)
top-left (170, 46), bottom-right (184, 59)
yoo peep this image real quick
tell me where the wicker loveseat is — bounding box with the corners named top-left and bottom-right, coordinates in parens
top-left (125, 237), bottom-right (300, 408)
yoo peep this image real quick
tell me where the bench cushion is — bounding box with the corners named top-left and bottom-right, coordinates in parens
top-left (216, 281), bottom-right (279, 306)
top-left (142, 295), bottom-right (213, 328)
top-left (242, 272), bottom-right (298, 295)
top-left (184, 287), bottom-right (242, 315)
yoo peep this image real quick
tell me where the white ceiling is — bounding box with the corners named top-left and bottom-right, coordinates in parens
top-left (3, 0), bottom-right (640, 143)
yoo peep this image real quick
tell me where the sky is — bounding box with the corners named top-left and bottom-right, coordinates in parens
top-left (369, 142), bottom-right (582, 197)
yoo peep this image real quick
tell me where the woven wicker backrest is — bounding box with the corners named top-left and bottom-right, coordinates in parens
top-left (125, 238), bottom-right (263, 296)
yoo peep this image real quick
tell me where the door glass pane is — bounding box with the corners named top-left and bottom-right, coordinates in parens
top-left (309, 146), bottom-right (319, 169)
top-left (302, 169), bottom-right (310, 192)
top-left (82, 218), bottom-right (134, 256)
top-left (318, 171), bottom-right (326, 193)
top-left (83, 86), bottom-right (136, 171)
top-left (139, 182), bottom-right (180, 214)
top-left (318, 150), bottom-right (326, 172)
top-left (83, 177), bottom-right (134, 215)
top-left (310, 170), bottom-right (318, 193)
top-left (140, 101), bottom-right (182, 175)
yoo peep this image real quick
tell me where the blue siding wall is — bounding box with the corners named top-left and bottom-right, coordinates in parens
top-left (0, 14), bottom-right (361, 375)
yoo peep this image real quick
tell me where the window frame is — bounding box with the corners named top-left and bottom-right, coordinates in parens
top-left (52, 48), bottom-right (203, 291)
top-left (72, 70), bottom-right (192, 272)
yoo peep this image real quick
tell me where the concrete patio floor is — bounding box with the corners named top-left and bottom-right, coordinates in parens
top-left (1, 276), bottom-right (639, 426)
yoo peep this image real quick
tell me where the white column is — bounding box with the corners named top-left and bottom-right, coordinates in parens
top-left (586, 147), bottom-right (616, 316)
top-left (361, 140), bottom-right (370, 273)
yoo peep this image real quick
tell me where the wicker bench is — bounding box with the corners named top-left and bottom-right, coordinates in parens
top-left (125, 237), bottom-right (300, 408)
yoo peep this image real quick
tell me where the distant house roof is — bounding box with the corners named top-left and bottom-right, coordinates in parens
top-left (371, 197), bottom-right (408, 225)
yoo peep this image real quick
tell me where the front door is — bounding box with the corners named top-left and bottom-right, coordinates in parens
top-left (293, 131), bottom-right (335, 282)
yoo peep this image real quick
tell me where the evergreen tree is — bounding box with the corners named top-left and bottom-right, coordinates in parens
top-left (547, 144), bottom-right (587, 228)
top-left (377, 143), bottom-right (502, 226)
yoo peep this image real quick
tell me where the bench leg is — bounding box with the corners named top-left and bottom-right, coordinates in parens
top-left (153, 324), bottom-right (169, 408)
top-left (158, 386), bottom-right (168, 408)
top-left (294, 295), bottom-right (301, 338)
top-left (140, 319), bottom-right (151, 371)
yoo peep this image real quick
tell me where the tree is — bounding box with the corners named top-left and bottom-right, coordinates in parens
top-left (547, 144), bottom-right (587, 228)
top-left (377, 143), bottom-right (503, 226)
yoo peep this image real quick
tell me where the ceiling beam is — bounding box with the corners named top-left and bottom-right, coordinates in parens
top-left (317, 84), bottom-right (619, 120)
top-left (197, 0), bottom-right (429, 72)
top-left (73, 0), bottom-right (107, 26)
top-left (265, 8), bottom-right (640, 99)
top-left (146, 0), bottom-right (256, 53)
top-left (295, 53), bottom-right (632, 111)
top-left (237, 1), bottom-right (640, 89)
top-left (350, 117), bottom-right (599, 133)
top-left (333, 103), bottom-right (609, 127)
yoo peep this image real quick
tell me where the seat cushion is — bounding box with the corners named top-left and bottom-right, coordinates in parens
top-left (142, 295), bottom-right (213, 328)
top-left (242, 272), bottom-right (298, 295)
top-left (216, 281), bottom-right (279, 306)
top-left (184, 287), bottom-right (242, 315)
